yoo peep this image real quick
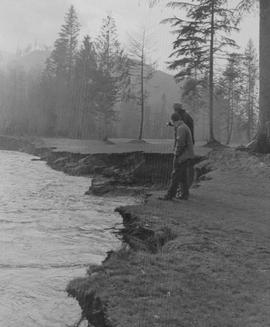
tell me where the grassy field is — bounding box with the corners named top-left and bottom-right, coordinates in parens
top-left (35, 137), bottom-right (210, 156)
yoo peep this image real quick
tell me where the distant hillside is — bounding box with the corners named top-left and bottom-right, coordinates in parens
top-left (1, 49), bottom-right (180, 106)
top-left (16, 49), bottom-right (50, 71)
top-left (0, 47), bottom-right (50, 71)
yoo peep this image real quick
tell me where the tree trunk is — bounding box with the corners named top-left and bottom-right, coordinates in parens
top-left (208, 0), bottom-right (216, 144)
top-left (138, 48), bottom-right (144, 141)
top-left (247, 68), bottom-right (252, 142)
top-left (254, 0), bottom-right (270, 152)
top-left (226, 86), bottom-right (234, 145)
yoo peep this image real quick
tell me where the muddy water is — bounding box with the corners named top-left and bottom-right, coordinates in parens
top-left (0, 150), bottom-right (133, 327)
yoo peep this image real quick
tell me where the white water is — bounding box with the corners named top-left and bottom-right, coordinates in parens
top-left (0, 150), bottom-right (133, 327)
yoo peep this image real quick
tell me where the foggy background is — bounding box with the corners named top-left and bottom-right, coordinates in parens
top-left (0, 0), bottom-right (259, 143)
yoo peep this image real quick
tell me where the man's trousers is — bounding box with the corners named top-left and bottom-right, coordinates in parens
top-left (166, 159), bottom-right (191, 199)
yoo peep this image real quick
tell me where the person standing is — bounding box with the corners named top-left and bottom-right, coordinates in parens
top-left (161, 112), bottom-right (194, 200)
top-left (173, 103), bottom-right (195, 144)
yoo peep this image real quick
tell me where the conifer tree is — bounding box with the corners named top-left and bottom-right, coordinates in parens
top-left (73, 35), bottom-right (99, 138)
top-left (43, 5), bottom-right (80, 135)
top-left (220, 53), bottom-right (243, 144)
top-left (49, 5), bottom-right (80, 80)
top-left (162, 0), bottom-right (239, 143)
top-left (218, 0), bottom-right (269, 151)
top-left (242, 39), bottom-right (258, 142)
top-left (95, 15), bottom-right (129, 139)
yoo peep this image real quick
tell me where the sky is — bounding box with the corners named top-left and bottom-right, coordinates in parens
top-left (0, 0), bottom-right (259, 71)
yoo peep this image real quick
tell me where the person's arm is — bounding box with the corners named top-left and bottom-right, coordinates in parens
top-left (174, 127), bottom-right (177, 149)
top-left (191, 119), bottom-right (195, 144)
top-left (187, 116), bottom-right (195, 144)
top-left (175, 127), bottom-right (187, 157)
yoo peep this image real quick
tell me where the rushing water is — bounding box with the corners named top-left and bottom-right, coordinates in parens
top-left (0, 150), bottom-right (133, 327)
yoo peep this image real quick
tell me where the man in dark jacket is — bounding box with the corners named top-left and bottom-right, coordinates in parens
top-left (173, 103), bottom-right (195, 144)
top-left (161, 112), bottom-right (194, 200)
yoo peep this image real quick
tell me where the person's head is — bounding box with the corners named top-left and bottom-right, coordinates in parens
top-left (173, 103), bottom-right (185, 115)
top-left (170, 112), bottom-right (183, 126)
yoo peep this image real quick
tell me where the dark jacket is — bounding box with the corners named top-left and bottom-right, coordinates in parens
top-left (175, 109), bottom-right (195, 144)
top-left (174, 122), bottom-right (194, 164)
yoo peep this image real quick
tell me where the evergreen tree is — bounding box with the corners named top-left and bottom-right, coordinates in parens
top-left (230, 0), bottom-right (270, 151)
top-left (220, 53), bottom-right (243, 144)
top-left (242, 39), bottom-right (259, 142)
top-left (38, 64), bottom-right (58, 135)
top-left (162, 0), bottom-right (239, 143)
top-left (73, 35), bottom-right (99, 138)
top-left (95, 15), bottom-right (130, 139)
top-left (181, 78), bottom-right (207, 117)
top-left (162, 16), bottom-right (209, 80)
top-left (43, 5), bottom-right (80, 135)
top-left (49, 5), bottom-right (80, 80)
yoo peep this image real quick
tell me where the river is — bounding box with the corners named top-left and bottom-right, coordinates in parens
top-left (0, 150), bottom-right (133, 327)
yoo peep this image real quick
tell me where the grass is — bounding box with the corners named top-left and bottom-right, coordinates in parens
top-left (34, 137), bottom-right (210, 157)
top-left (67, 149), bottom-right (270, 327)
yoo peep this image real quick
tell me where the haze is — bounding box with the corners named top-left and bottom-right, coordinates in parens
top-left (0, 0), bottom-right (259, 70)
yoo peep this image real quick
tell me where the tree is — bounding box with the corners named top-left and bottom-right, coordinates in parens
top-left (181, 78), bottom-right (207, 117)
top-left (95, 15), bottom-right (130, 139)
top-left (220, 53), bottom-right (243, 144)
top-left (3, 64), bottom-right (28, 135)
top-left (128, 29), bottom-right (155, 140)
top-left (255, 0), bottom-right (270, 152)
top-left (160, 0), bottom-right (239, 144)
top-left (242, 39), bottom-right (259, 142)
top-left (43, 5), bottom-right (80, 135)
top-left (72, 35), bottom-right (99, 138)
top-left (49, 5), bottom-right (80, 80)
top-left (226, 0), bottom-right (270, 151)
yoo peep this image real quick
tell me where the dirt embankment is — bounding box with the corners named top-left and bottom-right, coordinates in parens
top-left (67, 148), bottom-right (270, 327)
top-left (0, 135), bottom-right (206, 195)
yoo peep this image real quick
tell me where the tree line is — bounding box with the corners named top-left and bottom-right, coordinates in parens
top-left (37, 7), bottom-right (131, 139)
top-left (0, 6), bottom-right (132, 139)
top-left (181, 39), bottom-right (258, 144)
top-left (0, 2), bottom-right (263, 147)
top-left (149, 0), bottom-right (268, 150)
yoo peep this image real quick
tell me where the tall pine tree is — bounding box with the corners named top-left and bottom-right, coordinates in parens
top-left (43, 5), bottom-right (80, 135)
top-left (162, 0), bottom-right (239, 143)
top-left (49, 5), bottom-right (80, 80)
top-left (73, 35), bottom-right (99, 138)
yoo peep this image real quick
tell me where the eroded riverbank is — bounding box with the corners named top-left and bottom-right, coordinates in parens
top-left (5, 135), bottom-right (270, 327)
top-left (0, 147), bottom-right (136, 326)
top-left (67, 148), bottom-right (270, 327)
top-left (0, 136), bottom-right (208, 197)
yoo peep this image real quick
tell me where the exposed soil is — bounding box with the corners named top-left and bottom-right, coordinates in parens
top-left (0, 135), bottom-right (208, 196)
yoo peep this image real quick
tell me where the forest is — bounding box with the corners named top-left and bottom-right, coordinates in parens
top-left (0, 2), bottom-right (262, 146)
